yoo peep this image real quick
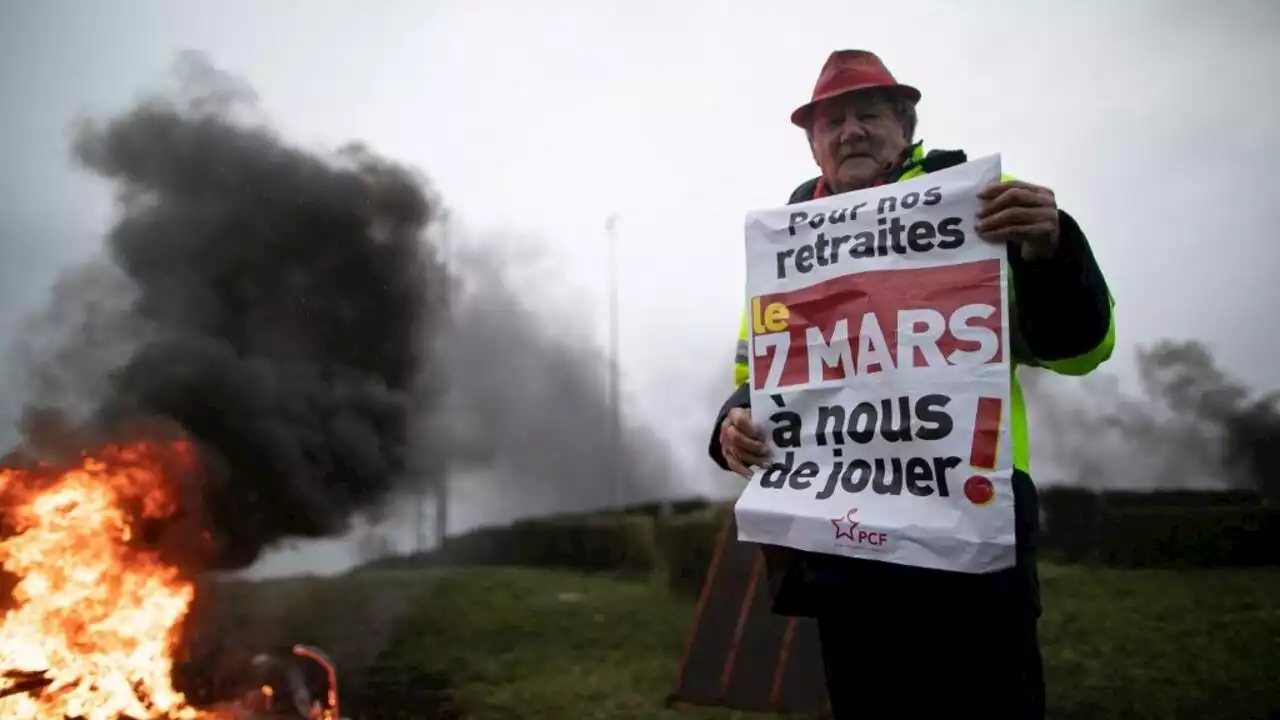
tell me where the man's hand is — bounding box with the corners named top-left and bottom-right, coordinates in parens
top-left (975, 180), bottom-right (1060, 261)
top-left (720, 407), bottom-right (770, 478)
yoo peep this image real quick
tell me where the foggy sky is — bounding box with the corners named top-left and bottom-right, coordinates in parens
top-left (2, 0), bottom-right (1278, 574)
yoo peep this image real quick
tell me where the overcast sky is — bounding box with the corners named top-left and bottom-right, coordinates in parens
top-left (2, 0), bottom-right (1278, 575)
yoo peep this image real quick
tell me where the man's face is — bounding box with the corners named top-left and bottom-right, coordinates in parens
top-left (809, 90), bottom-right (909, 193)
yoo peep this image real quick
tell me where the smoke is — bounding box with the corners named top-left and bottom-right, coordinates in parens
top-left (7, 53), bottom-right (679, 569)
top-left (9, 263), bottom-right (146, 425)
top-left (60, 59), bottom-right (440, 569)
top-left (425, 240), bottom-right (679, 517)
top-left (1023, 340), bottom-right (1280, 497)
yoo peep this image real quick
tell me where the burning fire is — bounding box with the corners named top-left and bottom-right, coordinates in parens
top-left (0, 439), bottom-right (212, 720)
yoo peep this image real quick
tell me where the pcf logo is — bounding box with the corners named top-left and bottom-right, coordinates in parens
top-left (830, 508), bottom-right (888, 548)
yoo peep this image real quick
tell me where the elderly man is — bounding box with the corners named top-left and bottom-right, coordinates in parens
top-left (708, 50), bottom-right (1114, 719)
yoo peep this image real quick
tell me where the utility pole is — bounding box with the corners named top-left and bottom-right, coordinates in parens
top-left (605, 214), bottom-right (621, 509)
top-left (414, 225), bottom-right (454, 553)
top-left (415, 488), bottom-right (428, 553)
top-left (434, 225), bottom-right (453, 547)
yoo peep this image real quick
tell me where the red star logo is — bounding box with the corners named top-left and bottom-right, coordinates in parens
top-left (831, 508), bottom-right (859, 540)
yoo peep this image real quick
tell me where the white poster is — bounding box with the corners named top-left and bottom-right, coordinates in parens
top-left (733, 154), bottom-right (1016, 574)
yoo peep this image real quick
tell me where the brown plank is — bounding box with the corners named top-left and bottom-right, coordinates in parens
top-left (723, 553), bottom-right (794, 710)
top-left (717, 550), bottom-right (763, 697)
top-left (768, 617), bottom-right (797, 708)
top-left (776, 615), bottom-right (830, 716)
top-left (670, 516), bottom-right (732, 698)
top-left (670, 513), bottom-right (754, 705)
top-left (669, 513), bottom-right (830, 715)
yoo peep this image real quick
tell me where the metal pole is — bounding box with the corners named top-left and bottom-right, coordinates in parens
top-left (606, 214), bottom-right (621, 509)
top-left (434, 225), bottom-right (452, 547)
top-left (416, 492), bottom-right (428, 552)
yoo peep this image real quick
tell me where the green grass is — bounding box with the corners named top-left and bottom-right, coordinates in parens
top-left (218, 563), bottom-right (1280, 720)
top-left (1037, 564), bottom-right (1280, 719)
top-left (376, 568), bottom-right (758, 720)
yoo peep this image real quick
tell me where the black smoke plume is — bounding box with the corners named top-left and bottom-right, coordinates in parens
top-left (23, 55), bottom-right (445, 569)
top-left (7, 53), bottom-right (682, 569)
top-left (1023, 340), bottom-right (1279, 498)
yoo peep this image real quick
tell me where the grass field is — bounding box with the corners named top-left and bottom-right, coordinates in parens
top-left (213, 563), bottom-right (1280, 720)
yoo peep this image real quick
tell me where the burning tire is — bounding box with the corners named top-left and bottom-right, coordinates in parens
top-left (228, 644), bottom-right (344, 719)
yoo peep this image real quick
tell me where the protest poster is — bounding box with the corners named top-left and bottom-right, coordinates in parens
top-left (733, 154), bottom-right (1016, 574)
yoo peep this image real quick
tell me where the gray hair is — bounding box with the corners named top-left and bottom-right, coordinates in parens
top-left (804, 87), bottom-right (918, 144)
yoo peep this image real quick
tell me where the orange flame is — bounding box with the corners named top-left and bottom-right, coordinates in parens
top-left (0, 440), bottom-right (213, 719)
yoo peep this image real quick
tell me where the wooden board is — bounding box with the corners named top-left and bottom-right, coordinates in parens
top-left (666, 514), bottom-right (830, 716)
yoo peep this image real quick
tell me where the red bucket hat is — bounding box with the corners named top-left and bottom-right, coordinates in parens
top-left (790, 50), bottom-right (921, 128)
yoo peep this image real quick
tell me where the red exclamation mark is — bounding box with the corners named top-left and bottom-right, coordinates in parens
top-left (964, 397), bottom-right (1003, 506)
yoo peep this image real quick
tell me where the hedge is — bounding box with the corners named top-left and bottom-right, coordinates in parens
top-left (1093, 506), bottom-right (1280, 568)
top-left (1040, 487), bottom-right (1278, 567)
top-left (654, 506), bottom-right (732, 599)
top-left (433, 514), bottom-right (659, 576)
top-left (1092, 488), bottom-right (1265, 510)
top-left (600, 497), bottom-right (714, 520)
top-left (1039, 487), bottom-right (1104, 563)
top-left (355, 490), bottom-right (1276, 583)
